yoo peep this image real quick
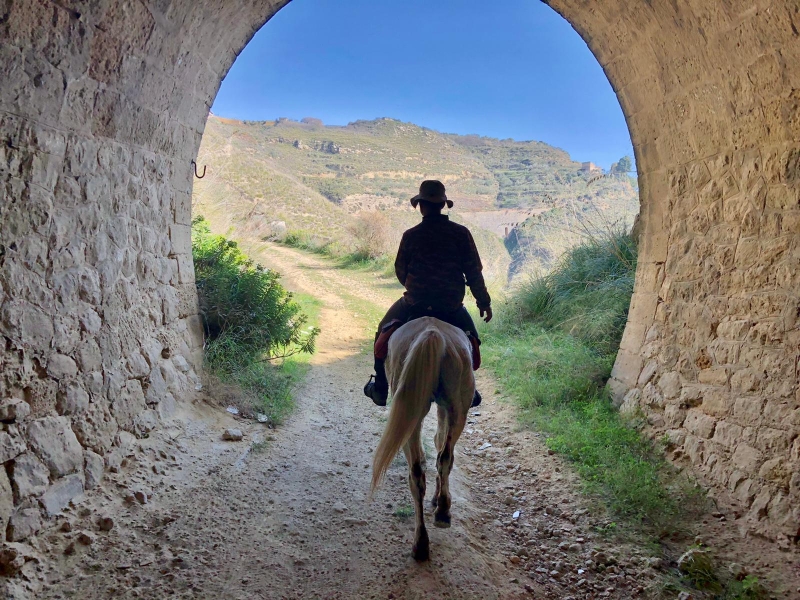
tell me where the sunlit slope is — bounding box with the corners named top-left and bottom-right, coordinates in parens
top-left (193, 115), bottom-right (638, 283)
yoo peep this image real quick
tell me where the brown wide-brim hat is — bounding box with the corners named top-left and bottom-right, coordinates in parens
top-left (410, 180), bottom-right (454, 208)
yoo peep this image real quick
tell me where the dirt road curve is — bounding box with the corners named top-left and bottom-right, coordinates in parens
top-left (15, 243), bottom-right (748, 600)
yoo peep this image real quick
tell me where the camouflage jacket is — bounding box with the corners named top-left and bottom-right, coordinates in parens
top-left (394, 214), bottom-right (491, 311)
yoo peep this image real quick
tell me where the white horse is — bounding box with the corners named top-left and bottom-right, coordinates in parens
top-left (371, 317), bottom-right (474, 561)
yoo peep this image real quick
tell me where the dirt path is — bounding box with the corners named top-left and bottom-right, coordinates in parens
top-left (15, 243), bottom-right (774, 600)
top-left (15, 244), bottom-right (537, 599)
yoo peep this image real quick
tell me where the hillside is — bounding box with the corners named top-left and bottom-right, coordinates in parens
top-left (192, 115), bottom-right (639, 281)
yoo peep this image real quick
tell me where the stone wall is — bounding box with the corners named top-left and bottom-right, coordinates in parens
top-left (0, 0), bottom-right (797, 543)
top-left (0, 0), bottom-right (285, 541)
top-left (546, 0), bottom-right (800, 542)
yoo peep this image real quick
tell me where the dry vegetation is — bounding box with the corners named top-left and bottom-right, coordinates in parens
top-left (193, 115), bottom-right (639, 283)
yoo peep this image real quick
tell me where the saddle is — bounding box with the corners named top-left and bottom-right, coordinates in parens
top-left (374, 308), bottom-right (481, 371)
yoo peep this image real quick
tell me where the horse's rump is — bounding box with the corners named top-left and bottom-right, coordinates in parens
top-left (369, 317), bottom-right (475, 560)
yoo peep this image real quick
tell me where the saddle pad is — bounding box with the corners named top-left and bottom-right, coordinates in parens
top-left (374, 319), bottom-right (481, 371)
top-left (469, 334), bottom-right (481, 371)
top-left (374, 319), bottom-right (403, 360)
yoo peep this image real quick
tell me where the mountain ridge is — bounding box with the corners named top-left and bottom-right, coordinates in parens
top-left (193, 114), bottom-right (639, 281)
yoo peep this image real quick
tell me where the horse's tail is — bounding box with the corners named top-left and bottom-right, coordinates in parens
top-left (371, 326), bottom-right (445, 492)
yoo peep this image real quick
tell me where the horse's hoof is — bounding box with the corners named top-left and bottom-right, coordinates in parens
top-left (412, 539), bottom-right (430, 561)
top-left (430, 496), bottom-right (439, 509)
top-left (434, 512), bottom-right (451, 528)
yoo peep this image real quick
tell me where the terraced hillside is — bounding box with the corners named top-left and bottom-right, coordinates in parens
top-left (193, 115), bottom-right (639, 281)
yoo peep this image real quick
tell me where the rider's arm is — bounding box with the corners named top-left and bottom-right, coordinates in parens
top-left (462, 230), bottom-right (491, 310)
top-left (394, 232), bottom-right (409, 286)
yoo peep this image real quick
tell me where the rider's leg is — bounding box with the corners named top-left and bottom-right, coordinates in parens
top-left (450, 305), bottom-right (480, 343)
top-left (365, 298), bottom-right (409, 406)
top-left (450, 306), bottom-right (482, 408)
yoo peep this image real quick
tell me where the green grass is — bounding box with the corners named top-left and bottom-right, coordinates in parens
top-left (481, 230), bottom-right (694, 536)
top-left (210, 357), bottom-right (306, 426)
top-left (281, 229), bottom-right (396, 276)
top-left (722, 576), bottom-right (770, 600)
top-left (481, 323), bottom-right (685, 533)
top-left (393, 505), bottom-right (414, 520)
top-left (480, 228), bottom-right (776, 596)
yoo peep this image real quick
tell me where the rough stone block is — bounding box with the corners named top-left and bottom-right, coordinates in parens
top-left (755, 427), bottom-right (791, 454)
top-left (84, 450), bottom-right (104, 490)
top-left (716, 319), bottom-right (751, 341)
top-left (72, 402), bottom-right (118, 455)
top-left (56, 383), bottom-right (90, 415)
top-left (0, 429), bottom-right (27, 464)
top-left (9, 453), bottom-right (49, 502)
top-left (0, 469), bottom-right (13, 541)
top-left (144, 365), bottom-right (169, 405)
top-left (698, 367), bottom-right (729, 386)
top-left (684, 434), bottom-right (705, 465)
top-left (39, 474), bottom-right (84, 517)
top-left (110, 380), bottom-right (147, 434)
top-left (0, 399), bottom-right (30, 423)
top-left (700, 390), bottom-right (730, 417)
top-left (732, 396), bottom-right (765, 424)
top-left (732, 444), bottom-right (763, 475)
top-left (747, 487), bottom-right (772, 520)
top-left (609, 350), bottom-right (643, 389)
top-left (684, 411), bottom-right (716, 439)
top-left (27, 417), bottom-right (84, 478)
top-left (758, 458), bottom-right (790, 486)
top-left (642, 382), bottom-right (665, 408)
top-left (6, 507), bottom-right (42, 542)
top-left (46, 353), bottom-right (78, 380)
top-left (637, 360), bottom-right (658, 387)
top-left (133, 409), bottom-right (159, 438)
top-left (664, 404), bottom-right (686, 428)
top-left (156, 393), bottom-right (176, 420)
top-left (1, 301), bottom-right (54, 353)
top-left (712, 420), bottom-right (744, 449)
top-left (665, 428), bottom-right (687, 448)
top-left (657, 371), bottom-right (681, 399)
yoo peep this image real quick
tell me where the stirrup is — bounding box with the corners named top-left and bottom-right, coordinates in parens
top-left (471, 390), bottom-right (482, 408)
top-left (363, 375), bottom-right (387, 407)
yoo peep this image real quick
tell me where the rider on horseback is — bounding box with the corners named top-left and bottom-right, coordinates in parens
top-left (364, 180), bottom-right (492, 407)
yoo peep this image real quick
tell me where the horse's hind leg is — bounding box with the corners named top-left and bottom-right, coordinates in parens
top-left (431, 404), bottom-right (447, 509)
top-left (434, 404), bottom-right (466, 528)
top-left (403, 423), bottom-right (429, 561)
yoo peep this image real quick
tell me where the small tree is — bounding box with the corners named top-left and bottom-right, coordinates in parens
top-left (614, 155), bottom-right (633, 174)
top-left (347, 211), bottom-right (391, 260)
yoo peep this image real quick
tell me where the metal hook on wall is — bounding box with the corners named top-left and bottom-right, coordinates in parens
top-left (191, 159), bottom-right (206, 179)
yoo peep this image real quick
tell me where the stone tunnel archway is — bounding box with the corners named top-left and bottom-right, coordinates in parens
top-left (0, 0), bottom-right (797, 543)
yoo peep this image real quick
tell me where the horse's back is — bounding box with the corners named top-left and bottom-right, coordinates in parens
top-left (388, 316), bottom-right (470, 356)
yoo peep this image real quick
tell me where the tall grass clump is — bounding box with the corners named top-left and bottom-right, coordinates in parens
top-left (483, 228), bottom-right (698, 535)
top-left (192, 216), bottom-right (320, 424)
top-left (513, 229), bottom-right (637, 354)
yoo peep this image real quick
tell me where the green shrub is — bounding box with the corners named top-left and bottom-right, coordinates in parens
top-left (192, 216), bottom-right (319, 424)
top-left (192, 217), bottom-right (319, 362)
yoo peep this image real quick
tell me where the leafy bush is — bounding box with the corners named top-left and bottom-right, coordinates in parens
top-left (192, 216), bottom-right (319, 424)
top-left (193, 216), bottom-right (319, 362)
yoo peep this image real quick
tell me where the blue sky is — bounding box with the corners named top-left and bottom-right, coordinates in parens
top-left (212, 0), bottom-right (633, 170)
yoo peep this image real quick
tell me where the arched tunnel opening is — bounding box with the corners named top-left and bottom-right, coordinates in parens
top-left (0, 0), bottom-right (798, 595)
